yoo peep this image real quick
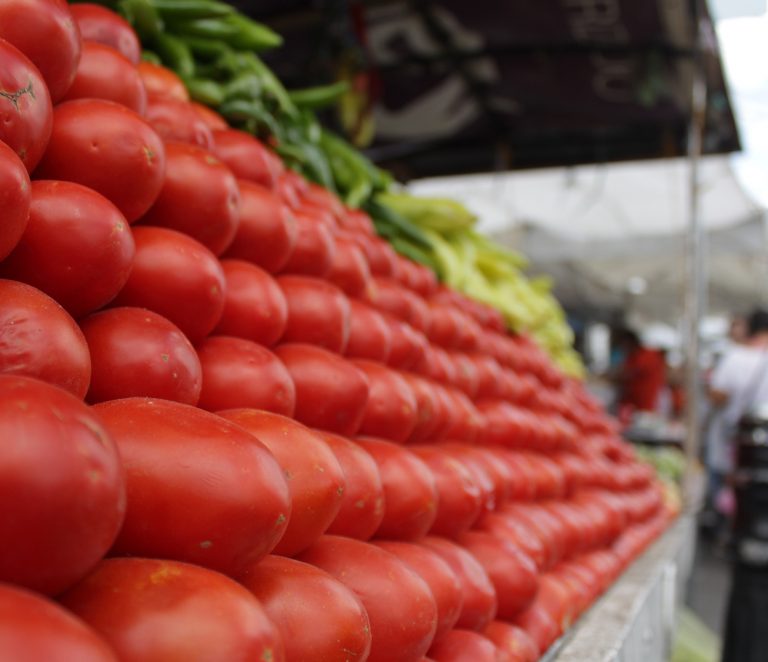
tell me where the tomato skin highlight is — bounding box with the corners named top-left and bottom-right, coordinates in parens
top-left (61, 557), bottom-right (286, 662)
top-left (212, 129), bottom-right (280, 189)
top-left (0, 140), bottom-right (30, 260)
top-left (95, 397), bottom-right (291, 575)
top-left (0, 375), bottom-right (125, 595)
top-left (137, 61), bottom-right (189, 101)
top-left (70, 3), bottom-right (141, 64)
top-left (427, 629), bottom-right (499, 662)
top-left (0, 279), bottom-right (91, 398)
top-left (0, 583), bottom-right (118, 662)
top-left (0, 179), bottom-right (135, 319)
top-left (143, 97), bottom-right (214, 149)
top-left (36, 99), bottom-right (165, 223)
top-left (0, 0), bottom-right (81, 103)
top-left (0, 37), bottom-right (53, 171)
top-left (80, 307), bottom-right (201, 405)
top-left (238, 555), bottom-right (372, 662)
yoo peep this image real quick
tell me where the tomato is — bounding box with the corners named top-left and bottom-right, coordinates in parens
top-left (0, 180), bottom-right (133, 318)
top-left (502, 504), bottom-right (563, 570)
top-left (277, 275), bottom-right (351, 353)
top-left (475, 510), bottom-right (547, 572)
top-left (0, 125), bottom-right (30, 260)
top-left (113, 226), bottom-right (226, 344)
top-left (470, 447), bottom-right (515, 507)
top-left (70, 3), bottom-right (139, 64)
top-left (37, 100), bottom-right (164, 222)
top-left (420, 536), bottom-right (497, 631)
top-left (279, 210), bottom-right (336, 277)
top-left (0, 583), bottom-right (117, 661)
top-left (212, 129), bottom-right (280, 188)
top-left (455, 531), bottom-right (539, 620)
top-left (511, 602), bottom-right (560, 655)
top-left (327, 232), bottom-right (372, 298)
top-left (471, 354), bottom-right (505, 400)
top-left (441, 389), bottom-right (484, 443)
top-left (0, 0), bottom-right (80, 103)
top-left (61, 41), bottom-right (146, 114)
top-left (61, 558), bottom-right (284, 662)
top-left (530, 574), bottom-right (574, 633)
top-left (385, 317), bottom-right (428, 370)
top-left (319, 431), bottom-right (385, 540)
top-left (190, 101), bottom-right (228, 130)
top-left (238, 555), bottom-right (371, 662)
top-left (298, 536), bottom-right (438, 662)
top-left (0, 375), bottom-right (125, 594)
top-left (301, 182), bottom-right (345, 222)
top-left (275, 169), bottom-right (303, 208)
top-left (0, 38), bottom-right (52, 171)
top-left (449, 352), bottom-right (480, 399)
top-left (375, 541), bottom-right (462, 642)
top-left (136, 61), bottom-right (188, 101)
top-left (143, 97), bottom-right (213, 149)
top-left (369, 278), bottom-right (431, 333)
top-left (95, 398), bottom-right (290, 574)
top-left (353, 234), bottom-right (398, 277)
top-left (139, 141), bottom-right (239, 256)
top-left (344, 300), bottom-right (393, 363)
top-left (483, 621), bottom-right (539, 662)
top-left (410, 446), bottom-right (483, 538)
top-left (80, 307), bottom-right (200, 405)
top-left (275, 343), bottom-right (369, 435)
top-left (425, 302), bottom-right (459, 349)
top-left (340, 207), bottom-right (375, 235)
top-left (213, 259), bottom-right (288, 346)
top-left (427, 630), bottom-right (498, 662)
top-left (404, 373), bottom-right (445, 443)
top-left (0, 280), bottom-right (90, 397)
top-left (353, 360), bottom-right (417, 443)
top-left (223, 180), bottom-right (297, 274)
top-left (355, 437), bottom-right (437, 540)
top-left (196, 336), bottom-right (295, 416)
top-left (438, 443), bottom-right (496, 514)
top-left (217, 408), bottom-right (345, 557)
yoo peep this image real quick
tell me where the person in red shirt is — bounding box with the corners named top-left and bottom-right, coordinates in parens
top-left (615, 330), bottom-right (666, 413)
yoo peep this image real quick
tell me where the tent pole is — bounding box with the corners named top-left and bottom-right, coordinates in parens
top-left (683, 9), bottom-right (706, 507)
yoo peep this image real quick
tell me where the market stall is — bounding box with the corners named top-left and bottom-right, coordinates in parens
top-left (0, 1), bottom-right (739, 661)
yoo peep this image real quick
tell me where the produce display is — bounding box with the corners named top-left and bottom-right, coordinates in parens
top-left (0, 1), bottom-right (680, 661)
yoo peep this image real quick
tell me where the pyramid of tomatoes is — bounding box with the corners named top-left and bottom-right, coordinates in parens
top-left (0, 2), bottom-right (678, 661)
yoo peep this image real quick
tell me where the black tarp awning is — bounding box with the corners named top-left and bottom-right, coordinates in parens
top-left (231, 0), bottom-right (739, 179)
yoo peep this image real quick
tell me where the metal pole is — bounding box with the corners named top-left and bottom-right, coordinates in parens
top-left (683, 9), bottom-right (706, 507)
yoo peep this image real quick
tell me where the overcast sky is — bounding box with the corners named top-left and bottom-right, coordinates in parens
top-left (714, 4), bottom-right (768, 207)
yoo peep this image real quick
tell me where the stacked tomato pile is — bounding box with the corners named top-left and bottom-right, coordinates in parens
top-left (0, 3), bottom-right (677, 661)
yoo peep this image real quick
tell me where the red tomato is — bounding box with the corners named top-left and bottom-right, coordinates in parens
top-left (475, 510), bottom-right (547, 572)
top-left (223, 180), bottom-right (297, 274)
top-left (320, 431), bottom-right (386, 540)
top-left (405, 373), bottom-right (446, 443)
top-left (212, 129), bottom-right (279, 188)
top-left (410, 446), bottom-right (483, 538)
top-left (0, 180), bottom-right (134, 318)
top-left (426, 302), bottom-right (460, 349)
top-left (190, 101), bottom-right (228, 130)
top-left (113, 226), bottom-right (226, 344)
top-left (0, 131), bottom-right (30, 259)
top-left (455, 531), bottom-right (539, 620)
top-left (36, 99), bottom-right (165, 222)
top-left (139, 141), bottom-right (240, 256)
top-left (376, 540), bottom-right (463, 642)
top-left (530, 574), bottom-right (574, 633)
top-left (471, 354), bottom-right (505, 400)
top-left (386, 317), bottom-right (429, 370)
top-left (298, 536), bottom-right (438, 662)
top-left (143, 97), bottom-right (213, 149)
top-left (95, 398), bottom-right (290, 574)
top-left (0, 375), bottom-right (125, 595)
top-left (512, 602), bottom-right (560, 655)
top-left (61, 558), bottom-right (284, 662)
top-left (70, 3), bottom-right (140, 64)
top-left (502, 504), bottom-right (563, 570)
top-left (470, 447), bottom-right (515, 508)
top-left (238, 555), bottom-right (371, 662)
top-left (0, 583), bottom-right (117, 661)
top-left (0, 0), bottom-right (80, 103)
top-left (0, 38), bottom-right (52, 170)
top-left (217, 408), bottom-right (345, 557)
top-left (275, 343), bottom-right (369, 435)
top-left (61, 41), bottom-right (146, 114)
top-left (428, 629), bottom-right (498, 662)
top-left (438, 443), bottom-right (496, 514)
top-left (353, 360), bottom-right (417, 443)
top-left (369, 278), bottom-right (431, 333)
top-left (196, 336), bottom-right (295, 416)
top-left (340, 207), bottom-right (375, 235)
top-left (354, 234), bottom-right (398, 277)
top-left (80, 307), bottom-right (201, 405)
top-left (277, 275), bottom-right (351, 353)
top-left (279, 209), bottom-right (336, 277)
top-left (327, 232), bottom-right (372, 298)
top-left (344, 300), bottom-right (393, 363)
top-left (355, 437), bottom-right (438, 540)
top-left (483, 621), bottom-right (540, 662)
top-left (421, 536), bottom-right (497, 631)
top-left (0, 280), bottom-right (90, 398)
top-left (301, 182), bottom-right (345, 222)
top-left (449, 352), bottom-right (480, 399)
top-left (136, 61), bottom-right (188, 101)
top-left (213, 259), bottom-right (288, 346)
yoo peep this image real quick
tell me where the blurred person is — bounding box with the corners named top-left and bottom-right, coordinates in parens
top-left (613, 329), bottom-right (667, 417)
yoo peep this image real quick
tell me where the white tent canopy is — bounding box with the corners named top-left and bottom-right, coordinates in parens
top-left (409, 156), bottom-right (768, 322)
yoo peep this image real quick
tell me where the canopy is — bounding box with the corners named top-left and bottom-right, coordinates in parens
top-left (409, 156), bottom-right (768, 322)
